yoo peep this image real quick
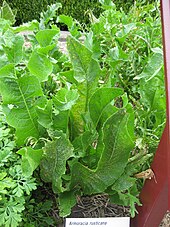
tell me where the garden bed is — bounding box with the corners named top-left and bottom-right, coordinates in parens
top-left (0, 1), bottom-right (167, 226)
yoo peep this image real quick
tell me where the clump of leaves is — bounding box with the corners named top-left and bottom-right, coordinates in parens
top-left (21, 197), bottom-right (56, 227)
top-left (0, 0), bottom-right (166, 224)
top-left (83, 0), bottom-right (165, 155)
top-left (0, 105), bottom-right (38, 227)
top-left (0, 0), bottom-right (16, 24)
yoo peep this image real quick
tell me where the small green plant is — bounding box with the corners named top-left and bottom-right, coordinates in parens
top-left (0, 106), bottom-right (38, 227)
top-left (21, 197), bottom-right (56, 226)
top-left (0, 0), bottom-right (166, 225)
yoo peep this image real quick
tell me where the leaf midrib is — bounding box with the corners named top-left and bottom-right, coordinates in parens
top-left (18, 81), bottom-right (38, 134)
top-left (70, 38), bottom-right (92, 112)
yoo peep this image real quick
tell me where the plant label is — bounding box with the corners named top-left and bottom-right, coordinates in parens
top-left (65, 217), bottom-right (130, 227)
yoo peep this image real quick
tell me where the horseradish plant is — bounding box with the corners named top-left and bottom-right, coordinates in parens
top-left (0, 0), bottom-right (165, 224)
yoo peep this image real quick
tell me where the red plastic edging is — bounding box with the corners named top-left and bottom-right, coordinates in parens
top-left (131, 0), bottom-right (170, 226)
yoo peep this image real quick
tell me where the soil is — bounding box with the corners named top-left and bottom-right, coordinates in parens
top-left (55, 194), bottom-right (130, 227)
top-left (69, 194), bottom-right (130, 218)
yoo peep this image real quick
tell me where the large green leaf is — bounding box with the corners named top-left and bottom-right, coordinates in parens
top-left (52, 88), bottom-right (79, 134)
top-left (134, 53), bottom-right (163, 81)
top-left (67, 37), bottom-right (100, 97)
top-left (28, 50), bottom-right (53, 82)
top-left (139, 75), bottom-right (166, 128)
top-left (58, 191), bottom-right (77, 217)
top-left (71, 87), bottom-right (123, 162)
top-left (58, 15), bottom-right (74, 29)
top-left (112, 153), bottom-right (152, 191)
top-left (69, 90), bottom-right (86, 138)
top-left (67, 36), bottom-right (101, 136)
top-left (53, 88), bottom-right (79, 111)
top-left (0, 64), bottom-right (43, 145)
top-left (139, 76), bottom-right (165, 112)
top-left (40, 132), bottom-right (74, 193)
top-left (67, 38), bottom-right (101, 109)
top-left (52, 110), bottom-right (69, 134)
top-left (4, 35), bottom-right (24, 64)
top-left (89, 87), bottom-right (123, 127)
top-left (35, 29), bottom-right (59, 47)
top-left (70, 106), bottom-right (134, 194)
top-left (72, 130), bottom-right (98, 157)
top-left (36, 98), bottom-right (53, 129)
top-left (67, 36), bottom-right (95, 82)
top-left (0, 1), bottom-right (16, 25)
top-left (17, 147), bottom-right (43, 177)
top-left (12, 20), bottom-right (39, 33)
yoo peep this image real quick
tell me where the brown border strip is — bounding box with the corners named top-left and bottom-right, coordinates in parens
top-left (131, 0), bottom-right (169, 226)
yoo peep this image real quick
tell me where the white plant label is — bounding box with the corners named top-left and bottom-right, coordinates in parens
top-left (65, 217), bottom-right (130, 227)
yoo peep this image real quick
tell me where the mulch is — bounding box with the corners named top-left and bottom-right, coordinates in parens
top-left (160, 212), bottom-right (170, 227)
top-left (54, 194), bottom-right (130, 226)
top-left (69, 194), bottom-right (130, 219)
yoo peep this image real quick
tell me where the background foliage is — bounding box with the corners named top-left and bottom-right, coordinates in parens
top-left (1, 0), bottom-right (156, 26)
